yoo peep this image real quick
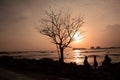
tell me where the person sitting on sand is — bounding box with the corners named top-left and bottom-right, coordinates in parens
top-left (93, 56), bottom-right (98, 68)
top-left (83, 56), bottom-right (91, 68)
top-left (102, 54), bottom-right (112, 66)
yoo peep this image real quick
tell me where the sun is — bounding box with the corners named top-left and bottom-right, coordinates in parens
top-left (73, 31), bottom-right (83, 41)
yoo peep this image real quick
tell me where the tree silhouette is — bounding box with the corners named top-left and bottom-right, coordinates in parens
top-left (39, 9), bottom-right (84, 63)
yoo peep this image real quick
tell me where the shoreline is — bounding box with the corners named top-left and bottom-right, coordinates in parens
top-left (1, 49), bottom-right (120, 66)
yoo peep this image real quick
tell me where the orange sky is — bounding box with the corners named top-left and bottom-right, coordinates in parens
top-left (0, 0), bottom-right (120, 51)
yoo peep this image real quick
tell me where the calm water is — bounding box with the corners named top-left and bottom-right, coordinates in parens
top-left (0, 49), bottom-right (120, 66)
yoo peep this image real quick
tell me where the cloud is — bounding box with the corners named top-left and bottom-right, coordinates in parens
top-left (0, 0), bottom-right (32, 32)
top-left (106, 24), bottom-right (120, 38)
top-left (104, 24), bottom-right (120, 46)
top-left (0, 0), bottom-right (29, 23)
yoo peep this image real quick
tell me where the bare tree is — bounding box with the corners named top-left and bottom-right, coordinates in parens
top-left (38, 9), bottom-right (84, 63)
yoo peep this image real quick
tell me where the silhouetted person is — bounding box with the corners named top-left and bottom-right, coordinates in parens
top-left (83, 56), bottom-right (91, 69)
top-left (93, 56), bottom-right (98, 68)
top-left (102, 54), bottom-right (111, 66)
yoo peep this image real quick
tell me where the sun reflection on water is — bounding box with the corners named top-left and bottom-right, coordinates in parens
top-left (73, 50), bottom-right (84, 65)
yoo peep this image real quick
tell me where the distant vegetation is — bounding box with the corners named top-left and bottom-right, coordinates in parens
top-left (73, 46), bottom-right (120, 50)
top-left (72, 48), bottom-right (86, 50)
top-left (90, 46), bottom-right (120, 49)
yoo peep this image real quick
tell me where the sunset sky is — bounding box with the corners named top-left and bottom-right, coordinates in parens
top-left (0, 0), bottom-right (120, 51)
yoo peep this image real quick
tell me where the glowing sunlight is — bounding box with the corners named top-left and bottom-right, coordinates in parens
top-left (73, 31), bottom-right (83, 42)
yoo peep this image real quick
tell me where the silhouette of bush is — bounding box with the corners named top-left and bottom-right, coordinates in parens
top-left (0, 56), bottom-right (120, 80)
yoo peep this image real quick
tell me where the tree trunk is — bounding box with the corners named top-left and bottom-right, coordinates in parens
top-left (59, 47), bottom-right (64, 64)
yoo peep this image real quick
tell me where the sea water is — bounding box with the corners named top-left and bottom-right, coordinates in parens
top-left (0, 49), bottom-right (120, 66)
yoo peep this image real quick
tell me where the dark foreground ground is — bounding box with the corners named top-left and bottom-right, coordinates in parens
top-left (0, 56), bottom-right (120, 80)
